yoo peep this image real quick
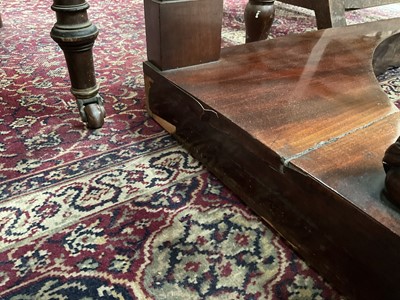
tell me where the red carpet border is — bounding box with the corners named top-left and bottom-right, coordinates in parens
top-left (1, 0), bottom-right (400, 299)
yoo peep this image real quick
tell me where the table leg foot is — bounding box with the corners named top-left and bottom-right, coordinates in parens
top-left (50, 0), bottom-right (105, 129)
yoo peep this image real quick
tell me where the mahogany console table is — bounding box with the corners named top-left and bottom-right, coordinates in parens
top-left (143, 2), bottom-right (400, 298)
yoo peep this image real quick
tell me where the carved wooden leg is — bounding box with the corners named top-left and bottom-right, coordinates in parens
top-left (314, 0), bottom-right (346, 29)
top-left (383, 136), bottom-right (400, 205)
top-left (244, 0), bottom-right (275, 43)
top-left (0, 13), bottom-right (3, 28)
top-left (50, 0), bottom-right (105, 129)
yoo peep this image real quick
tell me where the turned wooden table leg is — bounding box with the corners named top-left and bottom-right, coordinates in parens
top-left (244, 0), bottom-right (275, 43)
top-left (383, 136), bottom-right (400, 204)
top-left (50, 0), bottom-right (105, 129)
top-left (0, 13), bottom-right (3, 28)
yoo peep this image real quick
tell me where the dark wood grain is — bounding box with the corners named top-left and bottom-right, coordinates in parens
top-left (144, 0), bottom-right (223, 70)
top-left (161, 19), bottom-right (400, 158)
top-left (244, 0), bottom-right (275, 43)
top-left (144, 18), bottom-right (400, 299)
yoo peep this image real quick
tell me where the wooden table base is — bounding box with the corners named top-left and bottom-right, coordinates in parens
top-left (144, 18), bottom-right (400, 300)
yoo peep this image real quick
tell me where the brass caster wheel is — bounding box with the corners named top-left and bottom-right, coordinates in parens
top-left (84, 103), bottom-right (106, 129)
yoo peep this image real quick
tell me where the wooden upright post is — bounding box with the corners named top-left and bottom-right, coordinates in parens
top-left (314, 0), bottom-right (346, 29)
top-left (144, 0), bottom-right (223, 70)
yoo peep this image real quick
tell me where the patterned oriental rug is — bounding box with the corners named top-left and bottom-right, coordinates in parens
top-left (1, 1), bottom-right (400, 299)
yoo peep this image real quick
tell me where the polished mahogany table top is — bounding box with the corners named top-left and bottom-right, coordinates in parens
top-left (155, 18), bottom-right (400, 231)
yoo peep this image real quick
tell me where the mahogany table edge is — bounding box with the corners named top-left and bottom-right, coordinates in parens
top-left (143, 18), bottom-right (400, 300)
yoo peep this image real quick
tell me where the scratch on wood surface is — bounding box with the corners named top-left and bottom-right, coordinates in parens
top-left (282, 112), bottom-right (399, 171)
top-left (192, 97), bottom-right (219, 118)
